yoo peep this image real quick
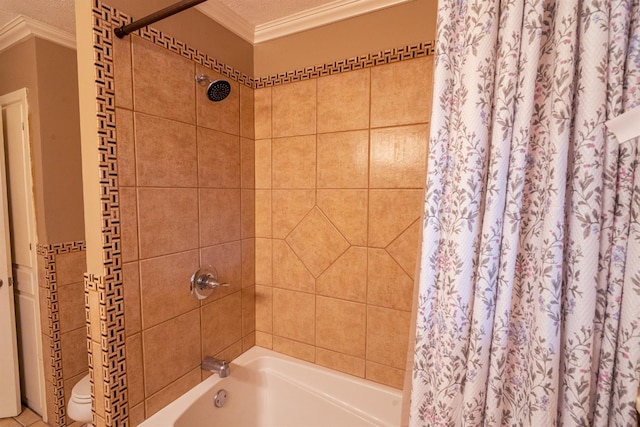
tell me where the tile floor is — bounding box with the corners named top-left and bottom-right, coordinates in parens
top-left (0, 407), bottom-right (47, 427)
top-left (0, 407), bottom-right (86, 427)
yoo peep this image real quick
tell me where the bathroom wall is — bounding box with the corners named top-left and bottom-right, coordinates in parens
top-left (253, 55), bottom-right (433, 389)
top-left (0, 37), bottom-right (85, 243)
top-left (111, 30), bottom-right (256, 423)
top-left (0, 35), bottom-right (87, 426)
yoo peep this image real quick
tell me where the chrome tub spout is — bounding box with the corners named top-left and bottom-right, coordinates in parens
top-left (202, 356), bottom-right (230, 378)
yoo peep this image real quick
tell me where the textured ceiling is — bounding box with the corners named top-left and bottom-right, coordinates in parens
top-left (0, 0), bottom-right (76, 33)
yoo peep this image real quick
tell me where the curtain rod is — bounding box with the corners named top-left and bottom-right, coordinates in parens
top-left (114, 0), bottom-right (208, 38)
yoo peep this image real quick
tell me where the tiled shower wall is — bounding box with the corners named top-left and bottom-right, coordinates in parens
top-left (253, 56), bottom-right (433, 388)
top-left (37, 242), bottom-right (87, 426)
top-left (87, 2), bottom-right (433, 424)
top-left (111, 33), bottom-right (256, 422)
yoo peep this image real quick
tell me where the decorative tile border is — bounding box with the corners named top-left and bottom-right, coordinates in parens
top-left (37, 241), bottom-right (86, 427)
top-left (84, 272), bottom-right (127, 427)
top-left (90, 1), bottom-right (128, 425)
top-left (254, 41), bottom-right (435, 88)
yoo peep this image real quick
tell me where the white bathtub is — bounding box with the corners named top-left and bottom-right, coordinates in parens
top-left (139, 346), bottom-right (402, 427)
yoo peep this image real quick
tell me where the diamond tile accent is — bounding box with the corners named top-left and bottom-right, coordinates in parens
top-left (367, 248), bottom-right (413, 311)
top-left (386, 219), bottom-right (421, 279)
top-left (273, 240), bottom-right (315, 293)
top-left (317, 190), bottom-right (367, 246)
top-left (368, 189), bottom-right (423, 248)
top-left (272, 190), bottom-right (315, 239)
top-left (316, 246), bottom-right (367, 303)
top-left (286, 208), bottom-right (349, 277)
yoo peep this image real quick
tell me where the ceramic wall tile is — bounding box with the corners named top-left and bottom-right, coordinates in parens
top-left (142, 310), bottom-right (200, 396)
top-left (272, 288), bottom-right (315, 345)
top-left (317, 130), bottom-right (369, 189)
top-left (137, 188), bottom-right (199, 259)
top-left (369, 124), bottom-right (428, 189)
top-left (316, 189), bottom-right (368, 246)
top-left (123, 262), bottom-right (142, 336)
top-left (271, 135), bottom-right (316, 189)
top-left (316, 296), bottom-right (366, 357)
top-left (316, 348), bottom-right (365, 378)
top-left (132, 37), bottom-right (195, 124)
top-left (135, 113), bottom-right (197, 187)
top-left (199, 189), bottom-right (241, 246)
top-left (316, 246), bottom-right (367, 303)
top-left (254, 88), bottom-right (272, 139)
top-left (286, 208), bottom-right (349, 277)
top-left (116, 108), bottom-right (135, 186)
top-left (113, 36), bottom-right (133, 109)
top-left (272, 80), bottom-right (316, 137)
top-left (197, 127), bottom-right (241, 188)
top-left (201, 292), bottom-right (242, 356)
top-left (317, 68), bottom-right (370, 133)
top-left (370, 56), bottom-right (434, 128)
top-left (367, 248), bottom-right (414, 311)
top-left (139, 250), bottom-right (200, 328)
top-left (366, 306), bottom-right (410, 370)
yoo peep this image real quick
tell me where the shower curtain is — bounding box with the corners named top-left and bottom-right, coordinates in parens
top-left (409, 0), bottom-right (640, 425)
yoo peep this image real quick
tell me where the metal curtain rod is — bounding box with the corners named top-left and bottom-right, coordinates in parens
top-left (114, 0), bottom-right (207, 38)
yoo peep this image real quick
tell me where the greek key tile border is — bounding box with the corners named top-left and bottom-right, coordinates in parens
top-left (37, 241), bottom-right (86, 427)
top-left (91, 1), bottom-right (128, 425)
top-left (254, 41), bottom-right (435, 88)
top-left (84, 272), bottom-right (126, 427)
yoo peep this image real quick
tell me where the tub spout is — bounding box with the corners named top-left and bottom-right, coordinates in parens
top-left (202, 356), bottom-right (230, 378)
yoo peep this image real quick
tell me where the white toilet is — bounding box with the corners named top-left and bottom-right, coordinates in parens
top-left (67, 373), bottom-right (93, 426)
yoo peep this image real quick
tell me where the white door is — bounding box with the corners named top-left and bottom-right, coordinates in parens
top-left (0, 89), bottom-right (44, 415)
top-left (0, 92), bottom-right (21, 418)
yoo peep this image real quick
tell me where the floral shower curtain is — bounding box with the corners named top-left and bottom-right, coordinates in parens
top-left (409, 0), bottom-right (640, 425)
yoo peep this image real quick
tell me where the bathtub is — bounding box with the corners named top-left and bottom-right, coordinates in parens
top-left (139, 346), bottom-right (402, 426)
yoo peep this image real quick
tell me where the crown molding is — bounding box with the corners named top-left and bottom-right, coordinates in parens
top-left (197, 0), bottom-right (412, 44)
top-left (0, 15), bottom-right (76, 54)
top-left (255, 0), bottom-right (411, 43)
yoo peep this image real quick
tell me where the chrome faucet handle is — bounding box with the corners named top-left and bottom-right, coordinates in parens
top-left (190, 266), bottom-right (229, 300)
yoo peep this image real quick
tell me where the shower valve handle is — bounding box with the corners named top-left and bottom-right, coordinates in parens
top-left (190, 266), bottom-right (229, 300)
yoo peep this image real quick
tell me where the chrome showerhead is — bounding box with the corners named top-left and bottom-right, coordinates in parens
top-left (195, 74), bottom-right (231, 102)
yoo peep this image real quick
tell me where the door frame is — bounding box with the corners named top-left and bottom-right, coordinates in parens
top-left (0, 88), bottom-right (45, 418)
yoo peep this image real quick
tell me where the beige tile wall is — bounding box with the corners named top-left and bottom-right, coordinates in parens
top-left (113, 35), bottom-right (256, 421)
top-left (109, 24), bottom-right (431, 425)
top-left (254, 56), bottom-right (434, 389)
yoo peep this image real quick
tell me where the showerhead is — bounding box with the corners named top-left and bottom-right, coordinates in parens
top-left (195, 74), bottom-right (231, 102)
top-left (207, 80), bottom-right (231, 102)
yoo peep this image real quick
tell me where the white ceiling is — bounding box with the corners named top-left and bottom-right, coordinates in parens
top-left (0, 0), bottom-right (408, 44)
top-left (0, 0), bottom-right (76, 34)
